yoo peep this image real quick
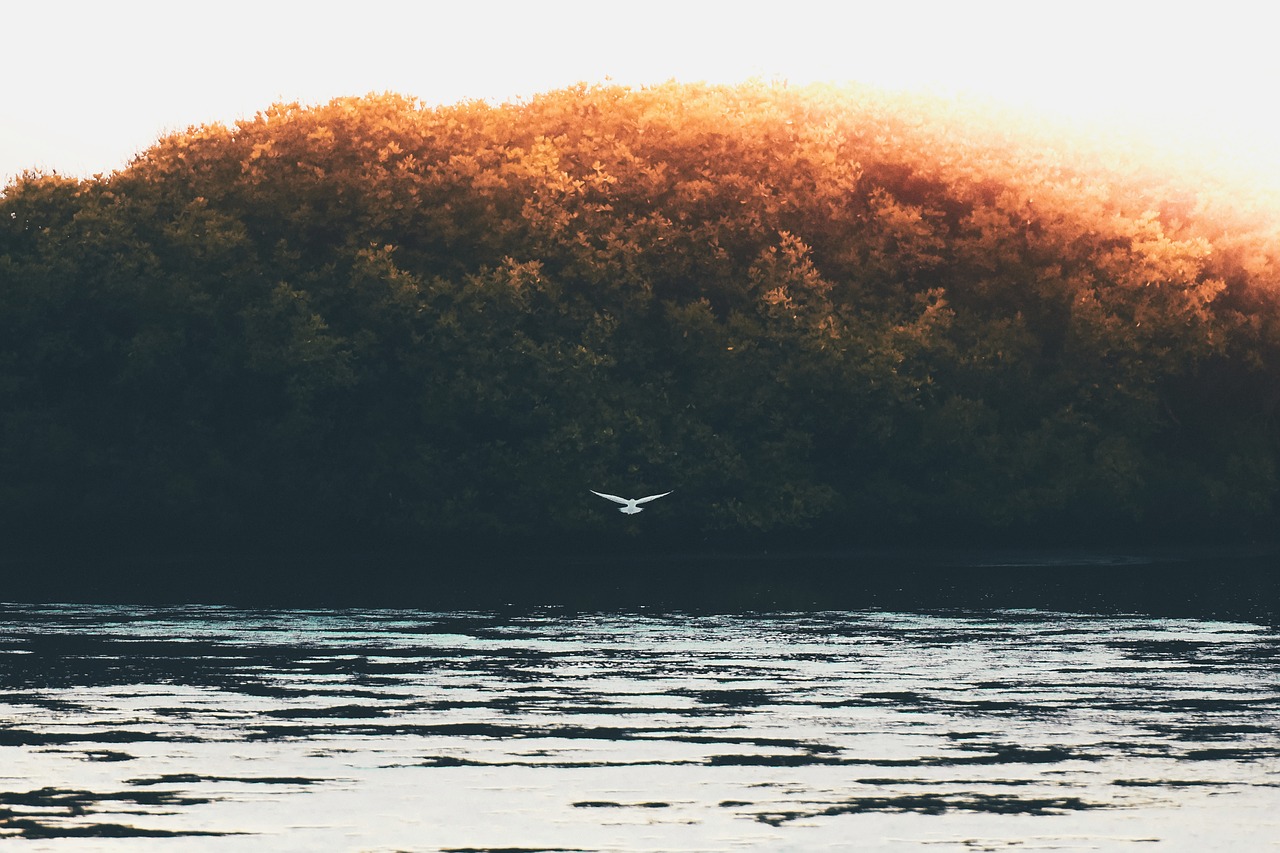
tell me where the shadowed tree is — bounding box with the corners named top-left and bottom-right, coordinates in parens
top-left (1, 81), bottom-right (1278, 550)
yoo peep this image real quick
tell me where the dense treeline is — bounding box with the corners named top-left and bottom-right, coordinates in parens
top-left (3, 81), bottom-right (1280, 551)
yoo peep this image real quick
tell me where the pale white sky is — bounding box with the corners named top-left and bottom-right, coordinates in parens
top-left (4, 0), bottom-right (1279, 185)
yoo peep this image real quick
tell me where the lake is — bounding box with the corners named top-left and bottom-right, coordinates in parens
top-left (2, 581), bottom-right (1279, 850)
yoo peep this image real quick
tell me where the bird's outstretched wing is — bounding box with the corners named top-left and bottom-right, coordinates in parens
top-left (590, 490), bottom-right (630, 504)
top-left (635, 491), bottom-right (673, 504)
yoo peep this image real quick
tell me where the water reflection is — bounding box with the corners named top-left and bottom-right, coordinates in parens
top-left (0, 605), bottom-right (1277, 850)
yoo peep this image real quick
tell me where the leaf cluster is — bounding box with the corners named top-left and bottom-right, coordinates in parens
top-left (3, 82), bottom-right (1279, 550)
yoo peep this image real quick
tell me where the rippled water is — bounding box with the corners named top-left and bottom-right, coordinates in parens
top-left (1, 603), bottom-right (1278, 851)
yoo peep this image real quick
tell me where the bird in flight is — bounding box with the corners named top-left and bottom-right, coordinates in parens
top-left (590, 490), bottom-right (673, 514)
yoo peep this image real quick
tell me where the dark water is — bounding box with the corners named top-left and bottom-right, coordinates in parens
top-left (1, 603), bottom-right (1278, 851)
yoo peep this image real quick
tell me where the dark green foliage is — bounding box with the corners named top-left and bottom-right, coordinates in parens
top-left (2, 82), bottom-right (1279, 550)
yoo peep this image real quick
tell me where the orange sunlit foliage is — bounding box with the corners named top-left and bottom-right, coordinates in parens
top-left (2, 81), bottom-right (1280, 546)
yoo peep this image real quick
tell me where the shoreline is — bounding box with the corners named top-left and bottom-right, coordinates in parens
top-left (2, 542), bottom-right (1277, 618)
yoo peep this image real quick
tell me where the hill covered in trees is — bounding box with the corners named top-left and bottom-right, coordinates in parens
top-left (3, 81), bottom-right (1280, 553)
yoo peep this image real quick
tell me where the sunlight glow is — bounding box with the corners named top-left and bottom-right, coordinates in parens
top-left (3, 1), bottom-right (1279, 188)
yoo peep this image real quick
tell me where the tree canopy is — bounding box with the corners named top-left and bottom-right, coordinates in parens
top-left (3, 81), bottom-right (1280, 552)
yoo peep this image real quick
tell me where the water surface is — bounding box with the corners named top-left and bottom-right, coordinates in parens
top-left (1, 604), bottom-right (1278, 850)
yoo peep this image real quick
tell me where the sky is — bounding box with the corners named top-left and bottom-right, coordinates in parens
top-left (4, 0), bottom-right (1280, 186)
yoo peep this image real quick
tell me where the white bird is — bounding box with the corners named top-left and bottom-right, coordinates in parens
top-left (590, 490), bottom-right (673, 514)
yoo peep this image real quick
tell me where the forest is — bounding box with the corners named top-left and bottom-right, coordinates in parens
top-left (3, 81), bottom-right (1280, 555)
